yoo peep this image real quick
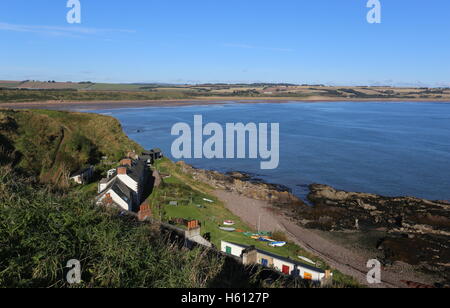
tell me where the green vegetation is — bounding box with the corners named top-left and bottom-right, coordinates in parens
top-left (0, 167), bottom-right (320, 288)
top-left (0, 89), bottom-right (198, 103)
top-left (152, 159), bottom-right (319, 261)
top-left (151, 159), bottom-right (361, 288)
top-left (1, 83), bottom-right (450, 104)
top-left (0, 80), bottom-right (450, 104)
top-left (0, 109), bottom-right (142, 185)
top-left (0, 167), bottom-right (226, 287)
top-left (0, 109), bottom-right (360, 288)
top-left (0, 109), bottom-right (313, 288)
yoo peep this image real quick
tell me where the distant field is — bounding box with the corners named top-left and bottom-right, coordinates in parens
top-left (0, 81), bottom-right (24, 89)
top-left (86, 83), bottom-right (153, 91)
top-left (1, 80), bottom-right (450, 103)
top-left (0, 89), bottom-right (197, 103)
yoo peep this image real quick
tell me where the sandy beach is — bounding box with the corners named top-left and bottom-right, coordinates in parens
top-left (1, 97), bottom-right (450, 111)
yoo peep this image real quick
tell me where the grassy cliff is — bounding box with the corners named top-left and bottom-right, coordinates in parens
top-left (0, 110), bottom-right (294, 288)
top-left (0, 109), bottom-right (143, 185)
top-left (0, 109), bottom-right (357, 288)
top-left (0, 168), bottom-right (309, 288)
top-left (0, 168), bottom-right (226, 288)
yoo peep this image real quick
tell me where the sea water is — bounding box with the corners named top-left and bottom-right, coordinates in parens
top-left (92, 102), bottom-right (450, 201)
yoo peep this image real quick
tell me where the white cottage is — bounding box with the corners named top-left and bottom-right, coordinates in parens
top-left (116, 158), bottom-right (147, 204)
top-left (98, 158), bottom-right (147, 206)
top-left (70, 166), bottom-right (94, 185)
top-left (221, 241), bottom-right (247, 257)
top-left (96, 179), bottom-right (133, 211)
top-left (221, 241), bottom-right (330, 283)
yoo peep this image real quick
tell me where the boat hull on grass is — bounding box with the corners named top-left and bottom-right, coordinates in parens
top-left (269, 241), bottom-right (287, 247)
top-left (219, 227), bottom-right (236, 232)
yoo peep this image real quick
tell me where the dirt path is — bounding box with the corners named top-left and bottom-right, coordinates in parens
top-left (214, 189), bottom-right (432, 288)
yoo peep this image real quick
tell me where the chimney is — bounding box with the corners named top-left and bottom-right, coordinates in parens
top-left (138, 203), bottom-right (152, 221)
top-left (117, 167), bottom-right (127, 175)
top-left (103, 193), bottom-right (113, 205)
top-left (242, 246), bottom-right (258, 265)
top-left (187, 220), bottom-right (199, 230)
top-left (120, 158), bottom-right (132, 166)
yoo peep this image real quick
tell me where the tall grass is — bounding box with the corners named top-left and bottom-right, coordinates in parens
top-left (0, 168), bottom-right (224, 288)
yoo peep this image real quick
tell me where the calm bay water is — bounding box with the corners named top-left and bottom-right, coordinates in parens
top-left (92, 102), bottom-right (450, 201)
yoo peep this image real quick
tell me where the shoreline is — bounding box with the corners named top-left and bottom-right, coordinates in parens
top-left (1, 97), bottom-right (450, 111)
top-left (209, 176), bottom-right (436, 288)
top-left (178, 162), bottom-right (447, 288)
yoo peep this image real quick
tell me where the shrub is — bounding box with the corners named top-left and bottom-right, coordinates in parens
top-left (272, 231), bottom-right (288, 242)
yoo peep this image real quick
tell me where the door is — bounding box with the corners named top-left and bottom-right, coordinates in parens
top-left (261, 258), bottom-right (269, 267)
top-left (225, 246), bottom-right (232, 254)
top-left (282, 265), bottom-right (290, 275)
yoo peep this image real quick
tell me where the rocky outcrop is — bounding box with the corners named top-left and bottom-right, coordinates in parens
top-left (290, 184), bottom-right (450, 285)
top-left (176, 161), bottom-right (304, 205)
top-left (305, 184), bottom-right (450, 234)
top-left (176, 160), bottom-right (450, 285)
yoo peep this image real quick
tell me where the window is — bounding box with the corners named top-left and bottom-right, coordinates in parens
top-left (261, 258), bottom-right (269, 267)
top-left (225, 246), bottom-right (232, 254)
top-left (304, 272), bottom-right (313, 280)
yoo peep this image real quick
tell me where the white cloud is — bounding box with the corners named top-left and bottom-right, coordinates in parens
top-left (0, 21), bottom-right (135, 38)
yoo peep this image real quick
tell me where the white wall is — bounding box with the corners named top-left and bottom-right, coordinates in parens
top-left (220, 241), bottom-right (325, 282)
top-left (98, 177), bottom-right (116, 193)
top-left (258, 252), bottom-right (324, 282)
top-left (272, 258), bottom-right (294, 274)
top-left (70, 175), bottom-right (83, 185)
top-left (221, 241), bottom-right (245, 258)
top-left (271, 257), bottom-right (323, 281)
top-left (97, 189), bottom-right (130, 211)
top-left (111, 190), bottom-right (130, 211)
top-left (117, 174), bottom-right (138, 193)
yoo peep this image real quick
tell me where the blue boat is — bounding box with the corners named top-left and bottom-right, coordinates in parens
top-left (258, 237), bottom-right (272, 242)
top-left (269, 241), bottom-right (287, 247)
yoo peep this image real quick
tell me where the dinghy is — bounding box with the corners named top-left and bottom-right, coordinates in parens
top-left (269, 241), bottom-right (286, 247)
top-left (298, 256), bottom-right (316, 265)
top-left (258, 237), bottom-right (274, 242)
top-left (223, 220), bottom-right (235, 226)
top-left (219, 227), bottom-right (236, 232)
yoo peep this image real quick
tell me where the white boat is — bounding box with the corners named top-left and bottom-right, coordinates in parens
top-left (269, 241), bottom-right (286, 247)
top-left (298, 256), bottom-right (316, 265)
top-left (203, 198), bottom-right (214, 203)
top-left (219, 227), bottom-right (236, 232)
top-left (223, 220), bottom-right (235, 226)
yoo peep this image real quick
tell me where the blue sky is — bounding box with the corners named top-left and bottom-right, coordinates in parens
top-left (0, 0), bottom-right (449, 86)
